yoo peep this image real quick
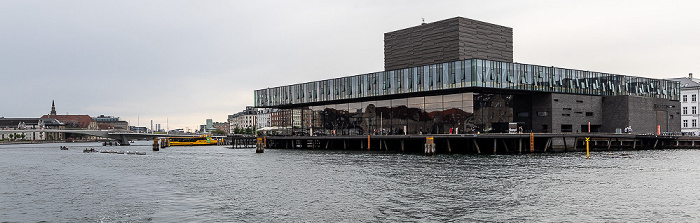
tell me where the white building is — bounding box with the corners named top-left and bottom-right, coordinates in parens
top-left (669, 73), bottom-right (700, 135)
top-left (256, 108), bottom-right (274, 129)
top-left (0, 118), bottom-right (61, 141)
top-left (228, 106), bottom-right (258, 133)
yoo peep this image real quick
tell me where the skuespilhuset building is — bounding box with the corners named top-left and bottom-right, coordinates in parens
top-left (254, 17), bottom-right (681, 135)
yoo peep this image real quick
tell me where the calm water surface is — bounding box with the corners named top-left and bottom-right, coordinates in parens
top-left (1, 141), bottom-right (699, 222)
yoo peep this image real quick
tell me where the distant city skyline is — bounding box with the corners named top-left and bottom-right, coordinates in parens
top-left (1, 0), bottom-right (699, 130)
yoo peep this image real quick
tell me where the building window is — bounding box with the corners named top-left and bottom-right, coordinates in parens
top-left (693, 106), bottom-right (697, 115)
top-left (684, 120), bottom-right (688, 127)
top-left (684, 107), bottom-right (688, 114)
top-left (694, 94), bottom-right (697, 102)
top-left (561, 124), bottom-right (573, 133)
top-left (694, 119), bottom-right (697, 127)
top-left (586, 112), bottom-right (594, 116)
top-left (537, 112), bottom-right (549, 117)
top-left (683, 95), bottom-right (687, 102)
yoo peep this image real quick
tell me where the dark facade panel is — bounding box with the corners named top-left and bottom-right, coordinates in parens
top-left (384, 17), bottom-right (513, 71)
top-left (602, 95), bottom-right (681, 133)
top-left (545, 93), bottom-right (604, 133)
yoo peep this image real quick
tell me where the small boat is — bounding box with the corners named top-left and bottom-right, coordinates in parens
top-left (116, 151), bottom-right (125, 154)
top-left (135, 151), bottom-right (146, 155)
top-left (60, 146), bottom-right (69, 150)
top-left (126, 151), bottom-right (135, 155)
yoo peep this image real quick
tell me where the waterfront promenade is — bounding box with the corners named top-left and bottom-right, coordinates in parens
top-left (254, 132), bottom-right (698, 154)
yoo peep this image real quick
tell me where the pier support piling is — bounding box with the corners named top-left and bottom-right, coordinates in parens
top-left (425, 137), bottom-right (435, 155)
top-left (447, 140), bottom-right (452, 153)
top-left (493, 139), bottom-right (497, 154)
top-left (152, 139), bottom-right (159, 151)
top-left (256, 137), bottom-right (264, 153)
top-left (519, 138), bottom-right (522, 154)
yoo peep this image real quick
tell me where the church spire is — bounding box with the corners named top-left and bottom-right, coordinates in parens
top-left (50, 100), bottom-right (56, 115)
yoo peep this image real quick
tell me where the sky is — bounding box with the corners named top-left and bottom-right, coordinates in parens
top-left (1, 0), bottom-right (699, 131)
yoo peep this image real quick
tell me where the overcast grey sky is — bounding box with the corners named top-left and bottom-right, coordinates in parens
top-left (1, 0), bottom-right (699, 131)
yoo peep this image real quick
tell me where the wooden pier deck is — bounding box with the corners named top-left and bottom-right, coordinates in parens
top-left (247, 133), bottom-right (699, 154)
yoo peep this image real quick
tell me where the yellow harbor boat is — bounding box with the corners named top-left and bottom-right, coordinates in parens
top-left (167, 135), bottom-right (221, 146)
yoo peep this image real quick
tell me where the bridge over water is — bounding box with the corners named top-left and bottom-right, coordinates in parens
top-left (0, 129), bottom-right (197, 146)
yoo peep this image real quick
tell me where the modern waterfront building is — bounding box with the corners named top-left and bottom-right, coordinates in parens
top-left (129, 126), bottom-right (147, 133)
top-left (93, 115), bottom-right (129, 130)
top-left (254, 17), bottom-right (681, 135)
top-left (669, 73), bottom-right (699, 135)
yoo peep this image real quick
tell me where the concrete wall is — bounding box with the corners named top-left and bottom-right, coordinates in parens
top-left (384, 17), bottom-right (513, 71)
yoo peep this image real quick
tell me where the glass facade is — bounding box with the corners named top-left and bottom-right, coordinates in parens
top-left (255, 58), bottom-right (680, 135)
top-left (283, 93), bottom-right (479, 135)
top-left (255, 59), bottom-right (680, 108)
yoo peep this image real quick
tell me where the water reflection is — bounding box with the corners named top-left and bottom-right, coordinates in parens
top-left (1, 142), bottom-right (699, 222)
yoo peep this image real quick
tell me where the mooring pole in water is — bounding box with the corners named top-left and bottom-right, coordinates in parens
top-left (367, 135), bottom-right (370, 150)
top-left (152, 139), bottom-right (159, 151)
top-left (529, 132), bottom-right (534, 153)
top-left (585, 137), bottom-right (590, 159)
top-left (425, 137), bottom-right (435, 155)
top-left (256, 137), bottom-right (264, 153)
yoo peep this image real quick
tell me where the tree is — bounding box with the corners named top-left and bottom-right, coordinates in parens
top-left (212, 129), bottom-right (226, 136)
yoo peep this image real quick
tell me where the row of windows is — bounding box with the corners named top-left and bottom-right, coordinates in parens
top-left (682, 106), bottom-right (698, 115)
top-left (255, 59), bottom-right (681, 107)
top-left (683, 119), bottom-right (698, 128)
top-left (682, 94), bottom-right (697, 102)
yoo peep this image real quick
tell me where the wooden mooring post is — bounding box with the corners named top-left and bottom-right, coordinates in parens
top-left (152, 139), bottom-right (159, 151)
top-left (256, 137), bottom-right (264, 153)
top-left (425, 137), bottom-right (435, 155)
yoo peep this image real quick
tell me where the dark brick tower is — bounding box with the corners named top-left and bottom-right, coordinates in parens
top-left (384, 17), bottom-right (513, 71)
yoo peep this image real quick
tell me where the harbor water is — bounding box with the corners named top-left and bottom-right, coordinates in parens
top-left (2, 141), bottom-right (700, 222)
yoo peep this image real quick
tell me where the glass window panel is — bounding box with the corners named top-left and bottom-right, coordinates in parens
top-left (361, 101), bottom-right (377, 134)
top-left (443, 93), bottom-right (462, 102)
top-left (425, 95), bottom-right (442, 103)
top-left (425, 101), bottom-right (443, 134)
